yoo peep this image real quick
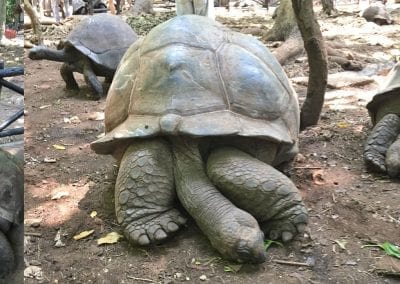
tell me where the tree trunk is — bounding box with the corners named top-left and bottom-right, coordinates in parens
top-left (24, 0), bottom-right (43, 44)
top-left (0, 0), bottom-right (5, 42)
top-left (265, 0), bottom-right (297, 41)
top-left (272, 34), bottom-right (303, 65)
top-left (108, 0), bottom-right (116, 14)
top-left (292, 0), bottom-right (328, 130)
top-left (321, 0), bottom-right (335, 16)
top-left (131, 0), bottom-right (154, 16)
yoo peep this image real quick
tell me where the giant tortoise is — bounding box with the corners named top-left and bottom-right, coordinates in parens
top-left (364, 62), bottom-right (400, 177)
top-left (0, 142), bottom-right (23, 280)
top-left (28, 14), bottom-right (138, 99)
top-left (91, 15), bottom-right (308, 263)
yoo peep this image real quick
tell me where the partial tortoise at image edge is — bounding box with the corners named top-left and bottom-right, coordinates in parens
top-left (0, 142), bottom-right (24, 281)
top-left (364, 62), bottom-right (400, 178)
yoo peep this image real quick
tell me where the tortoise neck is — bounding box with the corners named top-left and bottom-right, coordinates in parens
top-left (37, 48), bottom-right (70, 62)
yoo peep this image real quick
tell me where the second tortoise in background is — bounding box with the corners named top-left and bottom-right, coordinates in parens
top-left (92, 15), bottom-right (308, 263)
top-left (364, 62), bottom-right (400, 178)
top-left (28, 14), bottom-right (138, 100)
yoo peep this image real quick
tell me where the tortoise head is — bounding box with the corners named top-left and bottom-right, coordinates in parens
top-left (28, 46), bottom-right (48, 60)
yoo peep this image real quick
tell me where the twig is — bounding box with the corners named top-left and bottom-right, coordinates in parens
top-left (273, 259), bottom-right (312, 267)
top-left (25, 232), bottom-right (42, 237)
top-left (126, 276), bottom-right (155, 283)
top-left (332, 192), bottom-right (336, 203)
top-left (294, 166), bottom-right (322, 169)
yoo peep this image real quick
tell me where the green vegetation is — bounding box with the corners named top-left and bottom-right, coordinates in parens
top-left (6, 0), bottom-right (17, 24)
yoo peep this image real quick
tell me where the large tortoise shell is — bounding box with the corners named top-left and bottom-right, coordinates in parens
top-left (92, 15), bottom-right (299, 155)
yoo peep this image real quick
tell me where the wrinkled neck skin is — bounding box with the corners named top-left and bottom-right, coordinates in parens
top-left (29, 47), bottom-right (73, 62)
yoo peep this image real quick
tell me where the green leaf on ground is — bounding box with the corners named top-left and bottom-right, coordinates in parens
top-left (264, 239), bottom-right (283, 251)
top-left (362, 241), bottom-right (400, 259)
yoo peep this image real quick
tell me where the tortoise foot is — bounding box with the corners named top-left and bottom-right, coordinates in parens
top-left (115, 140), bottom-right (186, 246)
top-left (364, 114), bottom-right (400, 173)
top-left (123, 209), bottom-right (187, 245)
top-left (386, 134), bottom-right (400, 177)
top-left (260, 204), bottom-right (308, 242)
top-left (207, 147), bottom-right (308, 243)
top-left (0, 231), bottom-right (14, 279)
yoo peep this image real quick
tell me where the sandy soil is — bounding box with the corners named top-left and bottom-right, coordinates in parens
top-left (23, 3), bottom-right (399, 284)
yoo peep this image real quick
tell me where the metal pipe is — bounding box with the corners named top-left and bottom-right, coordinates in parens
top-left (0, 109), bottom-right (24, 132)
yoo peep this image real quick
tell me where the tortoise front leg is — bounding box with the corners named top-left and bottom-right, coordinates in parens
top-left (60, 63), bottom-right (79, 92)
top-left (171, 137), bottom-right (266, 263)
top-left (386, 134), bottom-right (400, 177)
top-left (207, 147), bottom-right (308, 242)
top-left (82, 60), bottom-right (103, 99)
top-left (0, 229), bottom-right (15, 279)
top-left (115, 139), bottom-right (186, 246)
top-left (364, 114), bottom-right (400, 173)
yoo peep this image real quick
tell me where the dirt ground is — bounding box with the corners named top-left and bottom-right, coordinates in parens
top-left (23, 3), bottom-right (399, 284)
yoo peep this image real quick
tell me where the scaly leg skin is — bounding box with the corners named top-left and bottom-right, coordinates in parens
top-left (60, 63), bottom-right (79, 91)
top-left (115, 139), bottom-right (187, 246)
top-left (171, 138), bottom-right (266, 263)
top-left (0, 230), bottom-right (14, 279)
top-left (386, 134), bottom-right (400, 178)
top-left (82, 59), bottom-right (103, 99)
top-left (207, 147), bottom-right (308, 243)
top-left (364, 114), bottom-right (400, 173)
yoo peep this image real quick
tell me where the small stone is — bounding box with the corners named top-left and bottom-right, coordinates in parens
top-left (199, 275), bottom-right (207, 281)
top-left (174, 272), bottom-right (182, 279)
top-left (345, 260), bottom-right (357, 266)
top-left (25, 218), bottom-right (42, 228)
top-left (29, 260), bottom-right (41, 266)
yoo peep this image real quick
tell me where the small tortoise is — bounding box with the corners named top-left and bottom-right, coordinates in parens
top-left (28, 14), bottom-right (137, 99)
top-left (91, 15), bottom-right (308, 263)
top-left (0, 142), bottom-right (23, 280)
top-left (361, 4), bottom-right (392, 25)
top-left (364, 62), bottom-right (400, 177)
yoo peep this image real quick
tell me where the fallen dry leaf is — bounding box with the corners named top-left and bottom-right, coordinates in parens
top-left (54, 229), bottom-right (65, 247)
top-left (53, 144), bottom-right (66, 150)
top-left (88, 112), bottom-right (105, 121)
top-left (337, 121), bottom-right (349, 128)
top-left (97, 232), bottom-right (123, 245)
top-left (312, 169), bottom-right (326, 185)
top-left (90, 211), bottom-right (97, 218)
top-left (73, 230), bottom-right (94, 241)
top-left (44, 157), bottom-right (56, 163)
top-left (51, 191), bottom-right (69, 200)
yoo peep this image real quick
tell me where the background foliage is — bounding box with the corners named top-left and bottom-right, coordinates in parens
top-left (6, 0), bottom-right (17, 24)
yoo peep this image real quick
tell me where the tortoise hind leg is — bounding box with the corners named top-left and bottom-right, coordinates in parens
top-left (115, 139), bottom-right (186, 246)
top-left (172, 138), bottom-right (266, 263)
top-left (207, 147), bottom-right (308, 243)
top-left (364, 114), bottom-right (400, 173)
top-left (82, 59), bottom-right (103, 99)
top-left (60, 63), bottom-right (79, 92)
